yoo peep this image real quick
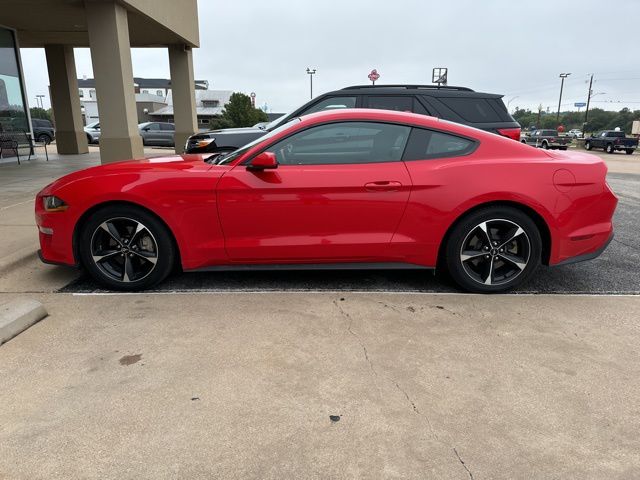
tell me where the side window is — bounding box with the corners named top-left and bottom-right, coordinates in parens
top-left (366, 96), bottom-right (413, 112)
top-left (160, 123), bottom-right (174, 131)
top-left (147, 123), bottom-right (160, 131)
top-left (413, 98), bottom-right (430, 116)
top-left (403, 128), bottom-right (475, 161)
top-left (264, 121), bottom-right (410, 165)
top-left (302, 96), bottom-right (357, 115)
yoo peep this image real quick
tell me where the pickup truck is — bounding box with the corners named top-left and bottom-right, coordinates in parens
top-left (584, 130), bottom-right (638, 154)
top-left (520, 129), bottom-right (572, 150)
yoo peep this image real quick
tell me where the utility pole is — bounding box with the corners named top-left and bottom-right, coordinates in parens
top-left (536, 104), bottom-right (543, 128)
top-left (557, 73), bottom-right (570, 121)
top-left (584, 74), bottom-right (594, 134)
top-left (306, 68), bottom-right (316, 100)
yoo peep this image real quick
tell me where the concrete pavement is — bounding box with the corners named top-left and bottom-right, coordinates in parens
top-left (1, 292), bottom-right (639, 479)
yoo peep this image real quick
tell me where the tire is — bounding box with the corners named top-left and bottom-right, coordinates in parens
top-left (541, 141), bottom-right (549, 149)
top-left (585, 141), bottom-right (592, 150)
top-left (559, 146), bottom-right (568, 150)
top-left (86, 134), bottom-right (93, 144)
top-left (444, 206), bottom-right (542, 293)
top-left (605, 143), bottom-right (614, 154)
top-left (626, 149), bottom-right (634, 155)
top-left (78, 205), bottom-right (176, 291)
top-left (37, 134), bottom-right (52, 144)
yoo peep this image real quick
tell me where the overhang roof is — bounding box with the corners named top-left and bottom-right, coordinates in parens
top-left (1, 0), bottom-right (199, 48)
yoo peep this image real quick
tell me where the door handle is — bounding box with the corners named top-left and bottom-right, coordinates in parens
top-left (364, 181), bottom-right (402, 192)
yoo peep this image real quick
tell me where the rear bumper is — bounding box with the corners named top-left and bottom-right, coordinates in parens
top-left (552, 232), bottom-right (613, 267)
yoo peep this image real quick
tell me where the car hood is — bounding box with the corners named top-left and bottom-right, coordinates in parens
top-left (40, 154), bottom-right (225, 194)
top-left (194, 126), bottom-right (264, 137)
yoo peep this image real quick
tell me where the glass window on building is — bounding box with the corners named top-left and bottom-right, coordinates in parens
top-left (0, 27), bottom-right (30, 138)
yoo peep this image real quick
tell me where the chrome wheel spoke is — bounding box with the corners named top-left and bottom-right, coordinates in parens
top-left (498, 227), bottom-right (524, 249)
top-left (100, 221), bottom-right (123, 245)
top-left (122, 256), bottom-right (135, 282)
top-left (499, 253), bottom-right (527, 271)
top-left (478, 221), bottom-right (492, 245)
top-left (461, 250), bottom-right (486, 262)
top-left (484, 259), bottom-right (494, 285)
top-left (132, 250), bottom-right (158, 265)
top-left (130, 221), bottom-right (148, 243)
top-left (92, 250), bottom-right (120, 263)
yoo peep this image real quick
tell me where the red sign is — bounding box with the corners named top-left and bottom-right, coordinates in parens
top-left (368, 69), bottom-right (380, 83)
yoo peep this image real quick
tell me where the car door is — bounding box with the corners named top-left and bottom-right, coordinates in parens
top-left (217, 121), bottom-right (413, 262)
top-left (160, 123), bottom-right (175, 146)
top-left (143, 123), bottom-right (161, 145)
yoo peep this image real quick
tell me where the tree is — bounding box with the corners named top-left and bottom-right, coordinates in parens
top-left (221, 92), bottom-right (268, 128)
top-left (29, 107), bottom-right (52, 121)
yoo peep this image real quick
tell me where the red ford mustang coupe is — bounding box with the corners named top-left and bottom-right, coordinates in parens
top-left (36, 109), bottom-right (617, 292)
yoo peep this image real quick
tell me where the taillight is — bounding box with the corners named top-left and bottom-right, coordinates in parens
top-left (497, 127), bottom-right (521, 141)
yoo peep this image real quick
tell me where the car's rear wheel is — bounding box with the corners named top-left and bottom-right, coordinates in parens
top-left (605, 143), bottom-right (614, 153)
top-left (559, 146), bottom-right (568, 150)
top-left (585, 141), bottom-right (592, 150)
top-left (37, 134), bottom-right (52, 144)
top-left (444, 207), bottom-right (541, 293)
top-left (626, 149), bottom-right (634, 155)
top-left (541, 141), bottom-right (549, 149)
top-left (78, 205), bottom-right (175, 291)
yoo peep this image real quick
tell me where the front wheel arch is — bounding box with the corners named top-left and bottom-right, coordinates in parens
top-left (437, 201), bottom-right (552, 270)
top-left (73, 200), bottom-right (182, 271)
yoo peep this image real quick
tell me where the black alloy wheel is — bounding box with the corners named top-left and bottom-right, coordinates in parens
top-left (445, 207), bottom-right (541, 293)
top-left (79, 205), bottom-right (175, 290)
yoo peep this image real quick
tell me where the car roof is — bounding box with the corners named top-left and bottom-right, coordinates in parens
top-left (335, 84), bottom-right (503, 99)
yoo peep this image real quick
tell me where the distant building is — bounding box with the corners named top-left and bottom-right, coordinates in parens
top-left (149, 90), bottom-right (233, 130)
top-left (77, 77), bottom-right (209, 125)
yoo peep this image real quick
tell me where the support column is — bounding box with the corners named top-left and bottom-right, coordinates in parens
top-left (86, 1), bottom-right (143, 163)
top-left (44, 45), bottom-right (88, 154)
top-left (168, 45), bottom-right (197, 154)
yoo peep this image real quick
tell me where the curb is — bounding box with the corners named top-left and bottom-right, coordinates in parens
top-left (0, 299), bottom-right (48, 345)
top-left (0, 244), bottom-right (39, 274)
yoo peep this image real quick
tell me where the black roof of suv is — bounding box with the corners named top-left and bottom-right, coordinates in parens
top-left (185, 84), bottom-right (521, 153)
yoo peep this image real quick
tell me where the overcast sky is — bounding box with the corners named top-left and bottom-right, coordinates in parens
top-left (20, 0), bottom-right (640, 114)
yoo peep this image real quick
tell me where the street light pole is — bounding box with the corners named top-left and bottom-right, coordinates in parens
top-left (584, 74), bottom-right (594, 133)
top-left (306, 68), bottom-right (316, 100)
top-left (556, 73), bottom-right (570, 121)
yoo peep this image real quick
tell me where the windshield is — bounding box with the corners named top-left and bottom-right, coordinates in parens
top-left (211, 118), bottom-right (302, 165)
top-left (264, 112), bottom-right (293, 131)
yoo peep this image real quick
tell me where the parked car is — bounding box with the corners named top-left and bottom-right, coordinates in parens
top-left (139, 122), bottom-right (175, 147)
top-left (567, 129), bottom-right (583, 138)
top-left (36, 109), bottom-right (616, 294)
top-left (585, 130), bottom-right (638, 154)
top-left (84, 122), bottom-right (101, 144)
top-left (31, 118), bottom-right (55, 144)
top-left (185, 84), bottom-right (521, 153)
top-left (521, 129), bottom-right (572, 150)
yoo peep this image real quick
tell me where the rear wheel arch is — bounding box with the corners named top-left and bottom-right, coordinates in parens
top-left (73, 200), bottom-right (182, 270)
top-left (437, 200), bottom-right (552, 269)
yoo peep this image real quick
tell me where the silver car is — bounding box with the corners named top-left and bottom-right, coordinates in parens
top-left (139, 122), bottom-right (175, 147)
top-left (84, 122), bottom-right (101, 144)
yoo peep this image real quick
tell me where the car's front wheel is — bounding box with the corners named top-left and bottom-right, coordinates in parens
top-left (78, 205), bottom-right (176, 291)
top-left (444, 207), bottom-right (542, 293)
top-left (606, 143), bottom-right (614, 154)
top-left (626, 149), bottom-right (634, 155)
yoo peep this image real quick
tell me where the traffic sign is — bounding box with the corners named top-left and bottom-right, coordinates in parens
top-left (368, 69), bottom-right (380, 84)
top-left (574, 102), bottom-right (587, 108)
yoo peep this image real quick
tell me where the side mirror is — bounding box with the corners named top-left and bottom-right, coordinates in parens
top-left (247, 151), bottom-right (278, 171)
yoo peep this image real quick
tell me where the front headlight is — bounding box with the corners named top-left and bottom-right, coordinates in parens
top-left (43, 195), bottom-right (68, 212)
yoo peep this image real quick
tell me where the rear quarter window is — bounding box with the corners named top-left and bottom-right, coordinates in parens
top-left (438, 97), bottom-right (503, 123)
top-left (403, 127), bottom-right (476, 161)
